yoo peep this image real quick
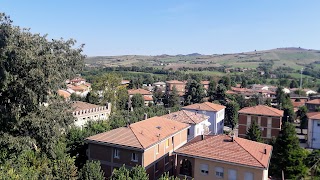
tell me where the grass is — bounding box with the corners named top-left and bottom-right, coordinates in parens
top-left (184, 70), bottom-right (226, 76)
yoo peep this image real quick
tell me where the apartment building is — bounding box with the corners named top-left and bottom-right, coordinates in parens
top-left (307, 112), bottom-right (320, 149)
top-left (182, 102), bottom-right (226, 135)
top-left (71, 101), bottom-right (111, 127)
top-left (162, 110), bottom-right (210, 141)
top-left (128, 88), bottom-right (154, 106)
top-left (85, 116), bottom-right (190, 180)
top-left (175, 134), bottom-right (272, 180)
top-left (238, 105), bottom-right (283, 139)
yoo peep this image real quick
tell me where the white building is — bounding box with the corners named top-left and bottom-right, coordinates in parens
top-left (182, 102), bottom-right (226, 135)
top-left (307, 112), bottom-right (320, 149)
top-left (162, 110), bottom-right (210, 141)
top-left (71, 101), bottom-right (111, 127)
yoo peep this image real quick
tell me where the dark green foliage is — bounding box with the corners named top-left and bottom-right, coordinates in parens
top-left (305, 150), bottom-right (320, 177)
top-left (167, 86), bottom-right (181, 107)
top-left (184, 80), bottom-right (205, 105)
top-left (219, 76), bottom-right (231, 90)
top-left (85, 92), bottom-right (100, 105)
top-left (214, 83), bottom-right (227, 104)
top-left (297, 106), bottom-right (308, 134)
top-left (79, 160), bottom-right (105, 180)
top-left (158, 172), bottom-right (183, 180)
top-left (131, 93), bottom-right (145, 108)
top-left (153, 86), bottom-right (165, 105)
top-left (225, 101), bottom-right (240, 129)
top-left (290, 79), bottom-right (299, 88)
top-left (265, 98), bottom-right (272, 107)
top-left (270, 122), bottom-right (308, 179)
top-left (207, 80), bottom-right (216, 101)
top-left (111, 165), bottom-right (148, 180)
top-left (241, 79), bottom-right (247, 88)
top-left (245, 121), bottom-right (262, 142)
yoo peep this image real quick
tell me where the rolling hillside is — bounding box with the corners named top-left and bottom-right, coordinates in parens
top-left (85, 47), bottom-right (320, 70)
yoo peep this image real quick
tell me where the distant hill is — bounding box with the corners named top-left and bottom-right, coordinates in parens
top-left (85, 47), bottom-right (320, 70)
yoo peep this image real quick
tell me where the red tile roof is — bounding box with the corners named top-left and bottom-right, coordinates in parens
top-left (201, 81), bottom-right (210, 85)
top-left (175, 135), bottom-right (272, 169)
top-left (162, 110), bottom-right (209, 124)
top-left (307, 112), bottom-right (320, 120)
top-left (143, 96), bottom-right (153, 101)
top-left (86, 116), bottom-right (190, 150)
top-left (238, 105), bottom-right (284, 117)
top-left (292, 101), bottom-right (305, 108)
top-left (306, 99), bottom-right (320, 105)
top-left (128, 88), bottom-right (152, 95)
top-left (182, 102), bottom-right (226, 112)
top-left (57, 89), bottom-right (71, 99)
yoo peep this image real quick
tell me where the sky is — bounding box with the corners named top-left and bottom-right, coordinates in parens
top-left (1, 1), bottom-right (320, 56)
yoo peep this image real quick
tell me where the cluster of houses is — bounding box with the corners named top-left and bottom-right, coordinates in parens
top-left (57, 77), bottom-right (320, 179)
top-left (57, 77), bottom-right (92, 100)
top-left (85, 102), bottom-right (274, 180)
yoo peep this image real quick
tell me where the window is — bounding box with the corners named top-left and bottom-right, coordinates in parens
top-left (228, 169), bottom-right (237, 180)
top-left (215, 167), bottom-right (224, 178)
top-left (131, 153), bottom-right (138, 162)
top-left (114, 148), bottom-right (119, 158)
top-left (200, 164), bottom-right (209, 175)
top-left (165, 155), bottom-right (169, 165)
top-left (166, 139), bottom-right (169, 148)
top-left (187, 128), bottom-right (190, 136)
top-left (244, 172), bottom-right (253, 180)
top-left (172, 137), bottom-right (174, 145)
top-left (267, 128), bottom-right (271, 138)
top-left (155, 162), bottom-right (159, 172)
top-left (156, 144), bottom-right (159, 154)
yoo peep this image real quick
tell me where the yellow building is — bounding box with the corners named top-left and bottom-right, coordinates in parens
top-left (175, 135), bottom-right (272, 180)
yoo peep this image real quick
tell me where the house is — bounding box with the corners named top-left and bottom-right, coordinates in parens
top-left (70, 77), bottom-right (86, 86)
top-left (200, 81), bottom-right (210, 90)
top-left (162, 110), bottom-right (211, 141)
top-left (153, 82), bottom-right (166, 92)
top-left (307, 112), bottom-right (320, 149)
top-left (57, 89), bottom-right (71, 101)
top-left (128, 88), bottom-right (154, 106)
top-left (121, 80), bottom-right (130, 86)
top-left (238, 105), bottom-right (284, 139)
top-left (85, 116), bottom-right (190, 179)
top-left (71, 101), bottom-right (111, 127)
top-left (165, 80), bottom-right (186, 97)
top-left (306, 99), bottom-right (320, 112)
top-left (182, 102), bottom-right (226, 135)
top-left (175, 134), bottom-right (272, 180)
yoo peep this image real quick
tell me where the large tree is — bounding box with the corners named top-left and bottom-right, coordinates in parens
top-left (184, 80), bottom-right (205, 105)
top-left (225, 101), bottom-right (240, 129)
top-left (245, 121), bottom-right (262, 142)
top-left (297, 106), bottom-right (308, 134)
top-left (270, 122), bottom-right (308, 179)
top-left (207, 80), bottom-right (216, 101)
top-left (214, 83), bottom-right (227, 104)
top-left (131, 93), bottom-right (145, 108)
top-left (219, 76), bottom-right (231, 90)
top-left (167, 86), bottom-right (181, 107)
top-left (0, 13), bottom-right (84, 178)
top-left (111, 165), bottom-right (148, 180)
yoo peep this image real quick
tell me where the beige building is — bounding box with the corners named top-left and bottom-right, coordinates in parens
top-left (175, 134), bottom-right (272, 180)
top-left (71, 101), bottom-right (111, 127)
top-left (165, 80), bottom-right (186, 96)
top-left (85, 116), bottom-right (190, 180)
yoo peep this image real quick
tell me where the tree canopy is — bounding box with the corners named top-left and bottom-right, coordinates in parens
top-left (245, 120), bottom-right (262, 142)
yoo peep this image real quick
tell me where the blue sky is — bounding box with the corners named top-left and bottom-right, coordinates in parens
top-left (1, 1), bottom-right (320, 56)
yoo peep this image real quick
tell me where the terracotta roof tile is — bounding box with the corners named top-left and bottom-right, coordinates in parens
top-left (306, 99), bottom-right (320, 105)
top-left (57, 89), bottom-right (71, 99)
top-left (86, 116), bottom-right (190, 149)
top-left (162, 110), bottom-right (209, 124)
top-left (307, 112), bottom-right (320, 120)
top-left (175, 135), bottom-right (272, 169)
top-left (182, 102), bottom-right (226, 112)
top-left (128, 88), bottom-right (152, 95)
top-left (143, 96), bottom-right (153, 101)
top-left (292, 101), bottom-right (305, 108)
top-left (238, 105), bottom-right (284, 117)
top-left (71, 101), bottom-right (105, 112)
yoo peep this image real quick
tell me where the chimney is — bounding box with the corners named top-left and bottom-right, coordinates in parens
top-left (201, 135), bottom-right (204, 140)
top-left (144, 113), bottom-right (148, 120)
top-left (264, 148), bottom-right (267, 154)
